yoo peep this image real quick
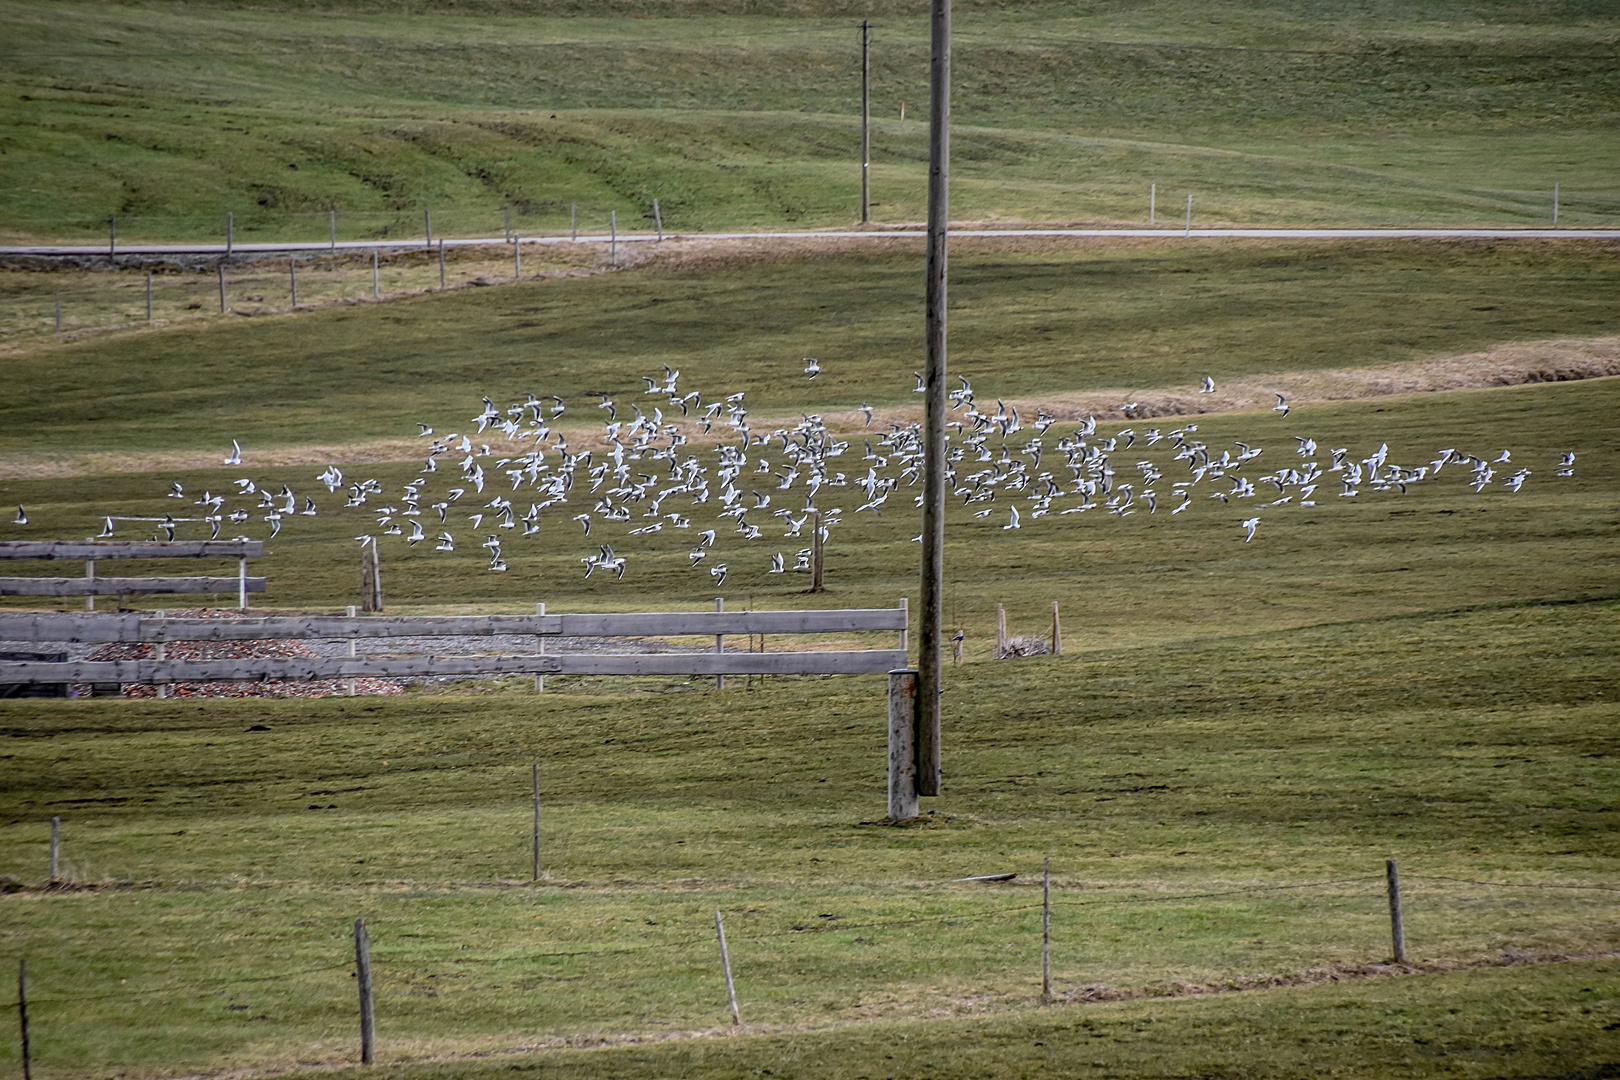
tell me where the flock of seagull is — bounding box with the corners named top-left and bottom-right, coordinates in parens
top-left (12, 362), bottom-right (1579, 581)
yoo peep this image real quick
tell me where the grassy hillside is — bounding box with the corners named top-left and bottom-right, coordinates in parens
top-left (3, 238), bottom-right (1618, 459)
top-left (2, 0), bottom-right (1617, 243)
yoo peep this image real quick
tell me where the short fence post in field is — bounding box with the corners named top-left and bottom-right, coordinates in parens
top-left (18, 958), bottom-right (29, 1080)
top-left (1050, 601), bottom-right (1062, 656)
top-left (1386, 858), bottom-right (1407, 964)
top-left (1553, 183), bottom-right (1560, 225)
top-left (1041, 856), bottom-right (1052, 1000)
top-left (109, 214), bottom-right (116, 258)
top-left (713, 596), bottom-right (725, 690)
top-left (653, 198), bottom-right (663, 241)
top-left (146, 273), bottom-right (153, 321)
top-left (54, 292), bottom-right (61, 332)
top-left (610, 211), bottom-right (617, 265)
top-left (1184, 194), bottom-right (1192, 237)
top-left (531, 762), bottom-right (540, 882)
top-left (438, 240), bottom-right (446, 289)
top-left (424, 209), bottom-right (432, 249)
top-left (371, 250), bottom-right (379, 298)
top-left (534, 601), bottom-right (546, 693)
top-left (898, 596), bottom-right (909, 656)
top-left (1150, 182), bottom-right (1156, 225)
top-left (49, 816), bottom-right (60, 879)
top-left (860, 19), bottom-right (871, 223)
top-left (226, 211), bottom-right (234, 254)
top-left (995, 603), bottom-right (1008, 658)
top-left (714, 910), bottom-right (741, 1025)
top-left (85, 559), bottom-right (95, 611)
top-left (809, 511), bottom-right (825, 592)
top-left (886, 668), bottom-right (918, 820)
top-left (217, 265), bottom-right (226, 313)
top-left (513, 238), bottom-right (521, 279)
top-left (289, 258), bottom-right (298, 308)
top-left (570, 202), bottom-right (577, 241)
top-left (153, 626), bottom-right (167, 699)
top-left (353, 918), bottom-right (375, 1064)
top-left (330, 209), bottom-right (337, 251)
top-left (237, 557), bottom-right (248, 611)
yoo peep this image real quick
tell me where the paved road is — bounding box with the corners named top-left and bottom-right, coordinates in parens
top-left (5, 226), bottom-right (1618, 258)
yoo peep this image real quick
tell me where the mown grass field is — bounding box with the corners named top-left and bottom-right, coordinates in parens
top-left (2, 0), bottom-right (1617, 245)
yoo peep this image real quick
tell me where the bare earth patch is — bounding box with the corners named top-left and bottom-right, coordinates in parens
top-left (1, 336), bottom-right (1614, 480)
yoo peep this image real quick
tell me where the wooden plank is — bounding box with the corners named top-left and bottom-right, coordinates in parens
top-left (555, 650), bottom-right (906, 676)
top-left (0, 541), bottom-right (263, 561)
top-left (0, 650), bottom-right (905, 684)
top-left (0, 609), bottom-right (905, 642)
top-left (0, 577), bottom-right (267, 597)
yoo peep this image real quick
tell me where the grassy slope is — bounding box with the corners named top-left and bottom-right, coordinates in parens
top-left (1, 0), bottom-right (1617, 242)
top-left (3, 238), bottom-right (1618, 458)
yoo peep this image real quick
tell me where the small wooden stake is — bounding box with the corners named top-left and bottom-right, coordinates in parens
top-left (1553, 182), bottom-right (1560, 225)
top-left (570, 202), bottom-right (577, 241)
top-left (18, 958), bottom-right (29, 1080)
top-left (531, 762), bottom-right (540, 882)
top-left (217, 265), bottom-right (226, 313)
top-left (514, 238), bottom-right (521, 279)
top-left (424, 208), bottom-right (432, 249)
top-left (226, 211), bottom-right (234, 254)
top-left (1050, 600), bottom-right (1062, 656)
top-left (354, 918), bottom-right (375, 1064)
top-left (1042, 856), bottom-right (1052, 1000)
top-left (898, 597), bottom-right (909, 655)
top-left (438, 240), bottom-right (446, 289)
top-left (49, 816), bottom-right (59, 879)
top-left (371, 250), bottom-right (379, 298)
top-left (85, 559), bottom-right (95, 611)
top-left (330, 209), bottom-right (337, 251)
top-left (345, 604), bottom-right (357, 697)
top-left (653, 198), bottom-right (663, 241)
top-left (714, 910), bottom-right (740, 1025)
top-left (1184, 194), bottom-right (1192, 237)
top-left (535, 601), bottom-right (546, 692)
top-left (289, 258), bottom-right (298, 308)
top-left (1386, 858), bottom-right (1407, 964)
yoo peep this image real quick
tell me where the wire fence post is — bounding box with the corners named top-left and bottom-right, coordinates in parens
top-left (330, 208), bottom-right (337, 251)
top-left (371, 250), bottom-right (379, 299)
top-left (18, 958), bottom-right (29, 1080)
top-left (531, 762), bottom-right (540, 882)
top-left (714, 909), bottom-right (741, 1025)
top-left (109, 214), bottom-right (116, 258)
top-left (289, 257), bottom-right (298, 308)
top-left (653, 198), bottom-right (663, 241)
top-left (354, 918), bottom-right (375, 1064)
top-left (1184, 194), bottom-right (1192, 237)
top-left (217, 265), bottom-right (226, 313)
top-left (887, 668), bottom-right (918, 820)
top-left (438, 239), bottom-right (446, 289)
top-left (49, 816), bottom-right (59, 879)
top-left (226, 211), bottom-right (234, 255)
top-left (1042, 856), bottom-right (1052, 1000)
top-left (714, 596), bottom-right (725, 690)
top-left (570, 202), bottom-right (577, 241)
top-left (1386, 858), bottom-right (1407, 964)
top-left (514, 237), bottom-right (521, 279)
top-left (810, 510), bottom-right (824, 592)
top-left (424, 208), bottom-right (432, 249)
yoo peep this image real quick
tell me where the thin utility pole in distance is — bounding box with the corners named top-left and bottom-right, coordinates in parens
top-left (861, 20), bottom-right (871, 224)
top-left (917, 0), bottom-right (949, 799)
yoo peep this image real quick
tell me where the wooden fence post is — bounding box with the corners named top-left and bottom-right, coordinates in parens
top-left (714, 910), bottom-right (740, 1025)
top-left (354, 918), bottom-right (375, 1064)
top-left (289, 258), bottom-right (298, 308)
top-left (1050, 601), bottom-right (1062, 656)
top-left (217, 265), bottom-right (226, 313)
top-left (85, 559), bottom-right (95, 611)
top-left (238, 557), bottom-right (249, 611)
top-left (330, 209), bottom-right (337, 251)
top-left (570, 203), bottom-right (576, 241)
top-left (17, 958), bottom-right (29, 1080)
top-left (49, 817), bottom-right (59, 880)
top-left (1386, 858), bottom-right (1407, 964)
top-left (714, 597), bottom-right (725, 690)
top-left (371, 250), bottom-right (379, 298)
top-left (898, 597), bottom-right (909, 656)
top-left (653, 198), bottom-right (663, 241)
top-left (887, 668), bottom-right (918, 820)
top-left (153, 611), bottom-right (167, 698)
top-left (371, 542), bottom-right (382, 611)
top-left (226, 211), bottom-right (233, 255)
top-left (535, 601), bottom-right (546, 692)
top-left (345, 604), bottom-right (357, 697)
top-left (424, 209), bottom-right (432, 249)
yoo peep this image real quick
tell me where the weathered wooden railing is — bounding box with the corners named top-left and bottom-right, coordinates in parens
top-left (0, 606), bottom-right (909, 684)
top-left (0, 541), bottom-right (264, 611)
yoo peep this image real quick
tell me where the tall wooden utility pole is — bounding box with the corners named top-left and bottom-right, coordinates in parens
top-left (860, 20), bottom-right (871, 224)
top-left (917, 0), bottom-right (949, 798)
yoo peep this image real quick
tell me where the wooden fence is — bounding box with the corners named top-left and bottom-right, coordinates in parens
top-left (0, 540), bottom-right (264, 610)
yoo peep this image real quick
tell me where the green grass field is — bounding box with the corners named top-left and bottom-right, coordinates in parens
top-left (2, 0), bottom-right (1617, 244)
top-left (3, 3), bottom-right (1620, 1074)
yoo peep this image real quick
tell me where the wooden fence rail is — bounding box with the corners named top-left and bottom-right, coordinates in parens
top-left (0, 540), bottom-right (265, 611)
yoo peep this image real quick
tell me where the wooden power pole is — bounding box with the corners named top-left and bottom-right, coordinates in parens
top-left (916, 0), bottom-right (949, 798)
top-left (860, 20), bottom-right (871, 224)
